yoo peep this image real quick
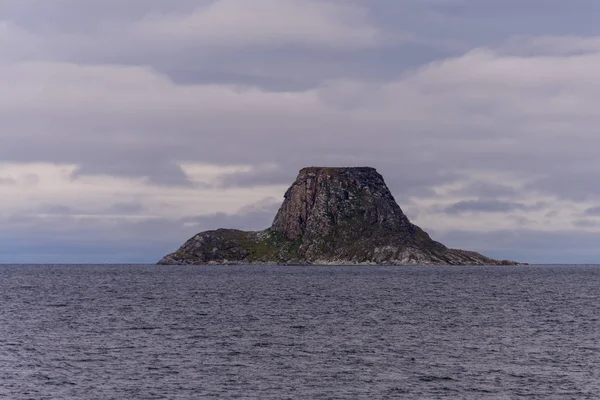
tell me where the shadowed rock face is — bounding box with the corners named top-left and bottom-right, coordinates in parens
top-left (272, 167), bottom-right (413, 241)
top-left (158, 167), bottom-right (523, 266)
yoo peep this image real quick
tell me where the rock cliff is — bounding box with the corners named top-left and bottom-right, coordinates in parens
top-left (158, 167), bottom-right (522, 266)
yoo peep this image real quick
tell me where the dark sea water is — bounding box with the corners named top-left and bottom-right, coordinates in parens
top-left (0, 264), bottom-right (598, 399)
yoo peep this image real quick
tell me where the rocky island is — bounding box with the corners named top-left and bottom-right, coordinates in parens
top-left (158, 167), bottom-right (522, 266)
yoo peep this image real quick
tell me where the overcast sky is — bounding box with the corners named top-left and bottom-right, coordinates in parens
top-left (2, 0), bottom-right (600, 264)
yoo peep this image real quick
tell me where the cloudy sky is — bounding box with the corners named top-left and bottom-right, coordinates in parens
top-left (2, 0), bottom-right (600, 264)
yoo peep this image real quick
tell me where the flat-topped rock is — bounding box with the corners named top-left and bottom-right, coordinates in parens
top-left (158, 167), bottom-right (523, 266)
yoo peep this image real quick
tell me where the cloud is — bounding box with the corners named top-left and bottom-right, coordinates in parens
top-left (0, 0), bottom-right (468, 94)
top-left (37, 203), bottom-right (145, 217)
top-left (0, 196), bottom-right (283, 263)
top-left (0, 162), bottom-right (287, 233)
top-left (4, 2), bottom-right (600, 262)
top-left (545, 210), bottom-right (559, 219)
top-left (4, 42), bottom-right (600, 202)
top-left (584, 206), bottom-right (600, 216)
top-left (40, 204), bottom-right (73, 215)
top-left (216, 164), bottom-right (296, 188)
top-left (0, 0), bottom-right (383, 78)
top-left (0, 20), bottom-right (39, 62)
top-left (181, 197), bottom-right (281, 232)
top-left (4, 45), bottom-right (600, 228)
top-left (504, 35), bottom-right (600, 56)
top-left (0, 177), bottom-right (16, 185)
top-left (452, 181), bottom-right (518, 198)
top-left (444, 199), bottom-right (530, 214)
top-left (434, 229), bottom-right (600, 264)
top-left (133, 0), bottom-right (380, 49)
top-left (572, 219), bottom-right (600, 228)
top-left (107, 202), bottom-right (145, 214)
top-left (527, 173), bottom-right (600, 202)
top-left (72, 160), bottom-right (193, 187)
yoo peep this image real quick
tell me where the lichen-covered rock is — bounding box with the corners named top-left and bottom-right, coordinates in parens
top-left (158, 167), bottom-right (523, 266)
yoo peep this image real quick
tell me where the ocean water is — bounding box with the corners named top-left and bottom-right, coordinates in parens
top-left (0, 264), bottom-right (598, 399)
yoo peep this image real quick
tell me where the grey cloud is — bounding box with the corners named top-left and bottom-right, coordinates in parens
top-left (503, 36), bottom-right (600, 57)
top-left (508, 216), bottom-right (538, 227)
top-left (0, 177), bottom-right (16, 185)
top-left (216, 165), bottom-right (294, 188)
top-left (433, 228), bottom-right (600, 264)
top-left (6, 214), bottom-right (34, 224)
top-left (444, 200), bottom-right (546, 214)
top-left (0, 39), bottom-right (598, 204)
top-left (4, 0), bottom-right (599, 87)
top-left (528, 173), bottom-right (600, 202)
top-left (108, 202), bottom-right (145, 214)
top-left (584, 206), bottom-right (600, 216)
top-left (453, 181), bottom-right (518, 198)
top-left (23, 174), bottom-right (40, 185)
top-left (4, 1), bottom-right (600, 263)
top-left (0, 0), bottom-right (486, 92)
top-left (373, 162), bottom-right (464, 201)
top-left (545, 210), bottom-right (559, 218)
top-left (0, 1), bottom-right (207, 34)
top-left (572, 219), bottom-right (600, 228)
top-left (0, 196), bottom-right (282, 263)
top-left (236, 197), bottom-right (280, 214)
top-left (181, 197), bottom-right (281, 232)
top-left (36, 202), bottom-right (145, 217)
top-left (40, 204), bottom-right (73, 215)
top-left (2, 1), bottom-right (599, 194)
top-left (7, 0), bottom-right (599, 42)
top-left (445, 200), bottom-right (524, 214)
top-left (215, 160), bottom-right (461, 200)
top-left (72, 160), bottom-right (192, 186)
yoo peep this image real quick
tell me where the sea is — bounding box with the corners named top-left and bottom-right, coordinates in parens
top-left (0, 264), bottom-right (598, 399)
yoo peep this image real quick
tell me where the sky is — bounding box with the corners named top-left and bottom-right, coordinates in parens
top-left (2, 0), bottom-right (600, 264)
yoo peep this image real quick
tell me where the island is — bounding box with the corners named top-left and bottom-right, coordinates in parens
top-left (158, 167), bottom-right (522, 266)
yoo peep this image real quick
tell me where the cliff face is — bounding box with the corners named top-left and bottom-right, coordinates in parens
top-left (158, 167), bottom-right (521, 266)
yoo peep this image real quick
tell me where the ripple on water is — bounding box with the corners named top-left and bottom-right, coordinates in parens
top-left (0, 264), bottom-right (599, 399)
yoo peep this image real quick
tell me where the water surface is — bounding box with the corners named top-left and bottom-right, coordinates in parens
top-left (0, 264), bottom-right (598, 399)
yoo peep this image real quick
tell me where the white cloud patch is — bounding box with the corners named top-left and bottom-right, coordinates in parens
top-left (0, 162), bottom-right (287, 221)
top-left (133, 0), bottom-right (380, 49)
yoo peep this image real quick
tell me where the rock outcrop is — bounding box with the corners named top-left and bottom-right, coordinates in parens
top-left (158, 167), bottom-right (522, 266)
